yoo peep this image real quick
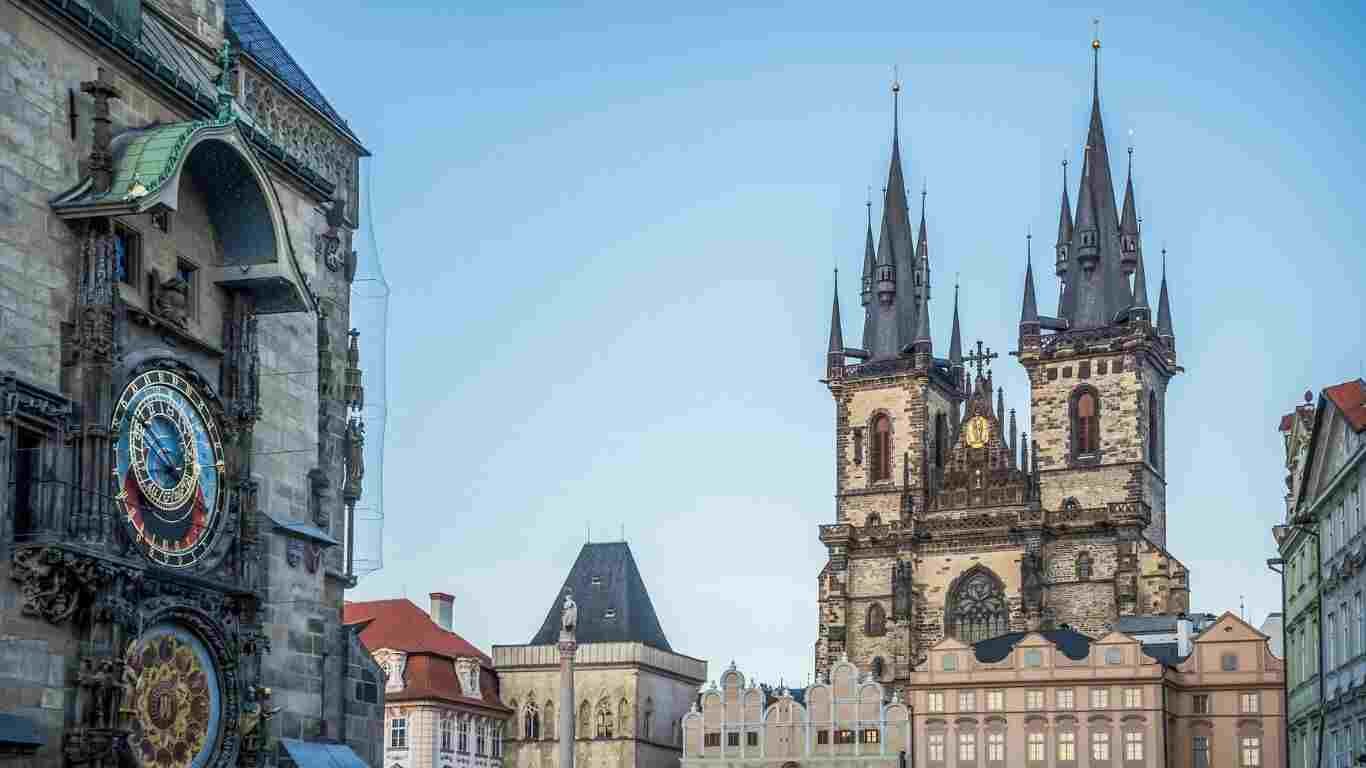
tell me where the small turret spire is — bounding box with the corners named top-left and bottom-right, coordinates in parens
top-left (996, 387), bottom-right (1005, 425)
top-left (1020, 233), bottom-right (1039, 325)
top-left (1157, 246), bottom-right (1174, 339)
top-left (1055, 156), bottom-right (1073, 279)
top-left (1129, 214), bottom-right (1150, 323)
top-left (949, 283), bottom-right (963, 367)
top-left (1009, 408), bottom-right (1019, 467)
top-left (1119, 142), bottom-right (1140, 277)
top-left (828, 268), bottom-right (844, 355)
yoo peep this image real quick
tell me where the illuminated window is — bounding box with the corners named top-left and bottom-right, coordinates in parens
top-left (987, 732), bottom-right (1005, 762)
top-left (1125, 732), bottom-right (1144, 761)
top-left (1241, 693), bottom-right (1260, 714)
top-left (1057, 688), bottom-right (1074, 709)
top-left (1124, 688), bottom-right (1141, 709)
top-left (1027, 733), bottom-right (1045, 763)
top-left (987, 690), bottom-right (1004, 711)
top-left (927, 692), bottom-right (944, 712)
top-left (1026, 690), bottom-right (1043, 710)
top-left (928, 734), bottom-right (945, 762)
top-left (1092, 733), bottom-right (1110, 761)
top-left (958, 733), bottom-right (976, 762)
top-left (1058, 732), bottom-right (1076, 762)
top-left (959, 691), bottom-right (976, 712)
top-left (1092, 688), bottom-right (1109, 709)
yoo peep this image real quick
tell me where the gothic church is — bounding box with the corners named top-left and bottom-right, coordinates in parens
top-left (815, 39), bottom-right (1191, 692)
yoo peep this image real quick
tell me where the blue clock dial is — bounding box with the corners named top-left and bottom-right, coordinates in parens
top-left (112, 370), bottom-right (225, 568)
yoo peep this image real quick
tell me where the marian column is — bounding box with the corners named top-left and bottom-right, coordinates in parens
top-left (558, 591), bottom-right (578, 768)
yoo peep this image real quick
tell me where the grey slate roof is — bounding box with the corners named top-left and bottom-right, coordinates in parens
top-left (278, 739), bottom-right (369, 768)
top-left (224, 0), bottom-right (360, 143)
top-left (1157, 251), bottom-right (1174, 337)
top-left (1114, 613), bottom-right (1217, 634)
top-left (1020, 244), bottom-right (1039, 325)
top-left (948, 284), bottom-right (963, 365)
top-left (530, 542), bottom-right (672, 651)
top-left (972, 628), bottom-right (1093, 664)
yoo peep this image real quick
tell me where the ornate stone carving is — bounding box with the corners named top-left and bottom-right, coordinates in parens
top-left (343, 329), bottom-right (363, 410)
top-left (238, 69), bottom-right (358, 216)
top-left (67, 230), bottom-right (119, 364)
top-left (308, 467), bottom-right (330, 528)
top-left (1021, 551), bottom-right (1045, 614)
top-left (10, 547), bottom-right (104, 624)
top-left (151, 269), bottom-right (190, 328)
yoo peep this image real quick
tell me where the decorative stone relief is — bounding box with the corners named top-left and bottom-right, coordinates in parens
top-left (10, 547), bottom-right (104, 624)
top-left (455, 658), bottom-right (481, 698)
top-left (239, 69), bottom-right (359, 217)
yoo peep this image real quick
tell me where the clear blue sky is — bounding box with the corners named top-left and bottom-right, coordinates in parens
top-left (269, 0), bottom-right (1364, 683)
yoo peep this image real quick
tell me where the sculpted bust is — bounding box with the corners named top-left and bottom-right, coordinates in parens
top-left (561, 593), bottom-right (577, 632)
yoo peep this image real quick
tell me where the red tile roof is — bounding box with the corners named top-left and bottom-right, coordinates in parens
top-left (344, 598), bottom-right (509, 712)
top-left (344, 598), bottom-right (490, 663)
top-left (1326, 379), bottom-right (1366, 432)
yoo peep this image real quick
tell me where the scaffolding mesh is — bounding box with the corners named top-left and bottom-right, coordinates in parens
top-left (349, 160), bottom-right (389, 578)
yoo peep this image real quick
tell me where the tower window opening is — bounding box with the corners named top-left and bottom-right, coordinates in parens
top-left (871, 414), bottom-right (892, 482)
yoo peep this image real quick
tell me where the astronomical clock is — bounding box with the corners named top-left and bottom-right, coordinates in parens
top-left (112, 368), bottom-right (226, 568)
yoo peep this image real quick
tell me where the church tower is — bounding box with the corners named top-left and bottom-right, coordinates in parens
top-left (817, 38), bottom-right (1191, 694)
top-left (817, 79), bottom-right (967, 686)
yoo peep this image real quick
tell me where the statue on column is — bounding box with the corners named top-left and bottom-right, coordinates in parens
top-left (561, 592), bottom-right (577, 634)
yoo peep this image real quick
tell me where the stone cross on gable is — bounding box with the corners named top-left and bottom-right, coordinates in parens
top-left (964, 340), bottom-right (999, 380)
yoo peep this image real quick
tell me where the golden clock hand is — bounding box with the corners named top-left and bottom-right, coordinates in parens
top-left (139, 416), bottom-right (183, 473)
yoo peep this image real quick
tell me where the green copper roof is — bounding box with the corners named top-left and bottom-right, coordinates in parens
top-left (103, 121), bottom-right (207, 203)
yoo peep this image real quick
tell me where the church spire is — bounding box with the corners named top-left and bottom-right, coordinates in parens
top-left (1020, 233), bottom-right (1039, 325)
top-left (1062, 29), bottom-right (1128, 330)
top-left (1055, 157), bottom-right (1073, 279)
top-left (870, 77), bottom-right (914, 360)
top-left (827, 269), bottom-right (845, 380)
top-left (860, 198), bottom-right (877, 351)
top-left (1128, 215), bottom-right (1150, 323)
top-left (1119, 145), bottom-right (1140, 276)
top-left (911, 182), bottom-right (932, 358)
top-left (949, 282), bottom-right (964, 386)
top-left (1157, 247), bottom-right (1174, 338)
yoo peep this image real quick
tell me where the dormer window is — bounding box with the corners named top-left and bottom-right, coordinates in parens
top-left (591, 575), bottom-right (602, 587)
top-left (604, 608), bottom-right (616, 619)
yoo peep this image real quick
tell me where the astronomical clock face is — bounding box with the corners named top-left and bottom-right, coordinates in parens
top-left (126, 624), bottom-right (223, 768)
top-left (112, 369), bottom-right (225, 567)
top-left (964, 415), bottom-right (990, 449)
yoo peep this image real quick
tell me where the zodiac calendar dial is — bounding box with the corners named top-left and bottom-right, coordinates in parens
top-left (112, 370), bottom-right (225, 568)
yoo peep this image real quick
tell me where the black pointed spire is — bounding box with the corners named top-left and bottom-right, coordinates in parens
top-left (1157, 247), bottom-right (1174, 339)
top-left (861, 198), bottom-right (877, 352)
top-left (949, 283), bottom-right (963, 367)
top-left (911, 182), bottom-right (932, 356)
top-left (870, 77), bottom-right (914, 360)
top-left (996, 387), bottom-right (1005, 425)
top-left (1128, 215), bottom-right (1150, 324)
top-left (1120, 145), bottom-right (1140, 276)
top-left (1009, 408), bottom-right (1019, 467)
top-left (828, 269), bottom-right (844, 354)
top-left (1063, 31), bottom-right (1129, 330)
top-left (1055, 157), bottom-right (1074, 278)
top-left (1021, 234), bottom-right (1039, 325)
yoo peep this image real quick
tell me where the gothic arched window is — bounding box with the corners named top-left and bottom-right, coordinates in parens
top-left (618, 698), bottom-right (629, 737)
top-left (946, 567), bottom-right (1008, 643)
top-left (866, 602), bottom-right (887, 637)
top-left (642, 698), bottom-right (654, 740)
top-left (524, 702), bottom-right (540, 740)
top-left (1070, 386), bottom-right (1101, 459)
top-left (934, 413), bottom-right (948, 469)
top-left (1076, 551), bottom-right (1093, 581)
top-left (596, 700), bottom-right (614, 738)
top-left (1148, 391), bottom-right (1160, 468)
top-left (544, 701), bottom-right (555, 740)
top-left (579, 700), bottom-right (590, 734)
top-left (871, 414), bottom-right (892, 481)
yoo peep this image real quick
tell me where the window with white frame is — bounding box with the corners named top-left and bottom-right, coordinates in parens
top-left (476, 719), bottom-right (487, 756)
top-left (987, 732), bottom-right (1005, 762)
top-left (390, 715), bottom-right (408, 749)
top-left (1092, 732), bottom-right (1110, 761)
top-left (458, 716), bottom-right (470, 753)
top-left (958, 732), bottom-right (976, 762)
top-left (1057, 688), bottom-right (1074, 709)
top-left (1241, 693), bottom-right (1260, 713)
top-left (1027, 733), bottom-right (1045, 763)
top-left (1025, 689), bottom-right (1043, 710)
top-left (1058, 732), bottom-right (1076, 762)
top-left (1338, 502), bottom-right (1347, 550)
top-left (1328, 613), bottom-right (1338, 669)
top-left (959, 691), bottom-right (976, 712)
top-left (441, 717), bottom-right (453, 752)
top-left (987, 690), bottom-right (1004, 711)
top-left (1124, 732), bottom-right (1143, 762)
top-left (1092, 687), bottom-right (1109, 709)
top-left (928, 733), bottom-right (945, 762)
top-left (1194, 736), bottom-right (1210, 768)
top-left (1358, 593), bottom-right (1366, 659)
top-left (1345, 602), bottom-right (1354, 661)
top-left (1242, 736), bottom-right (1262, 767)
top-left (1123, 687), bottom-right (1141, 709)
top-left (493, 723), bottom-right (503, 758)
top-left (927, 692), bottom-right (944, 712)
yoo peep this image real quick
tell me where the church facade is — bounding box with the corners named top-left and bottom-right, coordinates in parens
top-left (815, 41), bottom-right (1191, 693)
top-left (0, 0), bottom-right (382, 766)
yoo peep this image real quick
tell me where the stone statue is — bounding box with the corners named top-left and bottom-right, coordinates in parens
top-left (343, 417), bottom-right (365, 499)
top-left (1021, 552), bottom-right (1044, 612)
top-left (561, 592), bottom-right (577, 633)
top-left (892, 561), bottom-right (913, 621)
top-left (151, 270), bottom-right (190, 328)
